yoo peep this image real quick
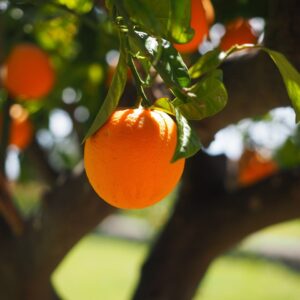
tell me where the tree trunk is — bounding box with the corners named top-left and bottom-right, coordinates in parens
top-left (133, 151), bottom-right (300, 300)
top-left (133, 0), bottom-right (300, 299)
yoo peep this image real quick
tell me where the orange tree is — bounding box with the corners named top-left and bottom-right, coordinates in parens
top-left (0, 0), bottom-right (300, 299)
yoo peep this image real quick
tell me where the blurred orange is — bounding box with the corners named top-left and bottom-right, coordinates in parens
top-left (202, 0), bottom-right (215, 25)
top-left (174, 0), bottom-right (209, 54)
top-left (0, 104), bottom-right (34, 150)
top-left (220, 18), bottom-right (257, 51)
top-left (3, 44), bottom-right (55, 100)
top-left (238, 149), bottom-right (278, 186)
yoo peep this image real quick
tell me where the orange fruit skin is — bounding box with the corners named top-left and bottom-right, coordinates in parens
top-left (0, 108), bottom-right (33, 150)
top-left (3, 44), bottom-right (55, 100)
top-left (84, 108), bottom-right (185, 209)
top-left (220, 18), bottom-right (257, 52)
top-left (238, 149), bottom-right (278, 186)
top-left (174, 0), bottom-right (209, 54)
top-left (10, 115), bottom-right (33, 150)
top-left (202, 0), bottom-right (215, 25)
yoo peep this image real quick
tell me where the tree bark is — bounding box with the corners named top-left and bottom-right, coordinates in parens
top-left (0, 167), bottom-right (115, 300)
top-left (133, 151), bottom-right (300, 300)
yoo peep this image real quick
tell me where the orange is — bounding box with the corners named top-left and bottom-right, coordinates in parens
top-left (3, 44), bottom-right (55, 100)
top-left (174, 0), bottom-right (209, 54)
top-left (0, 104), bottom-right (33, 150)
top-left (84, 107), bottom-right (185, 209)
top-left (238, 149), bottom-right (278, 186)
top-left (202, 0), bottom-right (215, 25)
top-left (219, 18), bottom-right (257, 52)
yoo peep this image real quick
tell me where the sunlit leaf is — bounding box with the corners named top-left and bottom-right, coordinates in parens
top-left (57, 0), bottom-right (93, 13)
top-left (123, 0), bottom-right (168, 37)
top-left (151, 98), bottom-right (175, 115)
top-left (169, 0), bottom-right (194, 43)
top-left (172, 108), bottom-right (202, 162)
top-left (131, 31), bottom-right (190, 89)
top-left (189, 49), bottom-right (222, 79)
top-left (263, 48), bottom-right (300, 122)
top-left (174, 70), bottom-right (228, 120)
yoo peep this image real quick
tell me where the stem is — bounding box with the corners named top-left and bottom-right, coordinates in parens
top-left (223, 44), bottom-right (261, 60)
top-left (114, 2), bottom-right (151, 107)
top-left (112, 0), bottom-right (187, 101)
top-left (127, 56), bottom-right (151, 107)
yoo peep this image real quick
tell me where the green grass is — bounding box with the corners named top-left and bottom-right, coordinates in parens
top-left (197, 257), bottom-right (300, 300)
top-left (52, 235), bottom-right (147, 300)
top-left (52, 234), bottom-right (300, 300)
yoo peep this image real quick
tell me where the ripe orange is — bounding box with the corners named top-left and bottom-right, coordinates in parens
top-left (0, 104), bottom-right (33, 150)
top-left (202, 0), bottom-right (215, 25)
top-left (84, 107), bottom-right (185, 209)
top-left (219, 18), bottom-right (257, 52)
top-left (238, 149), bottom-right (278, 186)
top-left (174, 0), bottom-right (209, 54)
top-left (3, 44), bottom-right (55, 100)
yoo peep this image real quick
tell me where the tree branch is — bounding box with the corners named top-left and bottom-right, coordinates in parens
top-left (133, 1), bottom-right (300, 299)
top-left (19, 165), bottom-right (116, 297)
top-left (198, 50), bottom-right (293, 145)
top-left (0, 173), bottom-right (24, 236)
top-left (133, 151), bottom-right (300, 300)
top-left (198, 0), bottom-right (300, 145)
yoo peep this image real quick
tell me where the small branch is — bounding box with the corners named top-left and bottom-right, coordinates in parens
top-left (127, 56), bottom-right (150, 107)
top-left (0, 173), bottom-right (24, 236)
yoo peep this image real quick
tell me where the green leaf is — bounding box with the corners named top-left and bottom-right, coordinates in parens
top-left (169, 0), bottom-right (194, 43)
top-left (174, 70), bottom-right (228, 120)
top-left (172, 108), bottom-right (202, 162)
top-left (84, 50), bottom-right (127, 140)
top-left (131, 31), bottom-right (190, 89)
top-left (275, 137), bottom-right (300, 169)
top-left (262, 48), bottom-right (300, 122)
top-left (122, 0), bottom-right (169, 38)
top-left (189, 49), bottom-right (222, 79)
top-left (151, 98), bottom-right (175, 115)
top-left (122, 0), bottom-right (193, 43)
top-left (157, 40), bottom-right (191, 88)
